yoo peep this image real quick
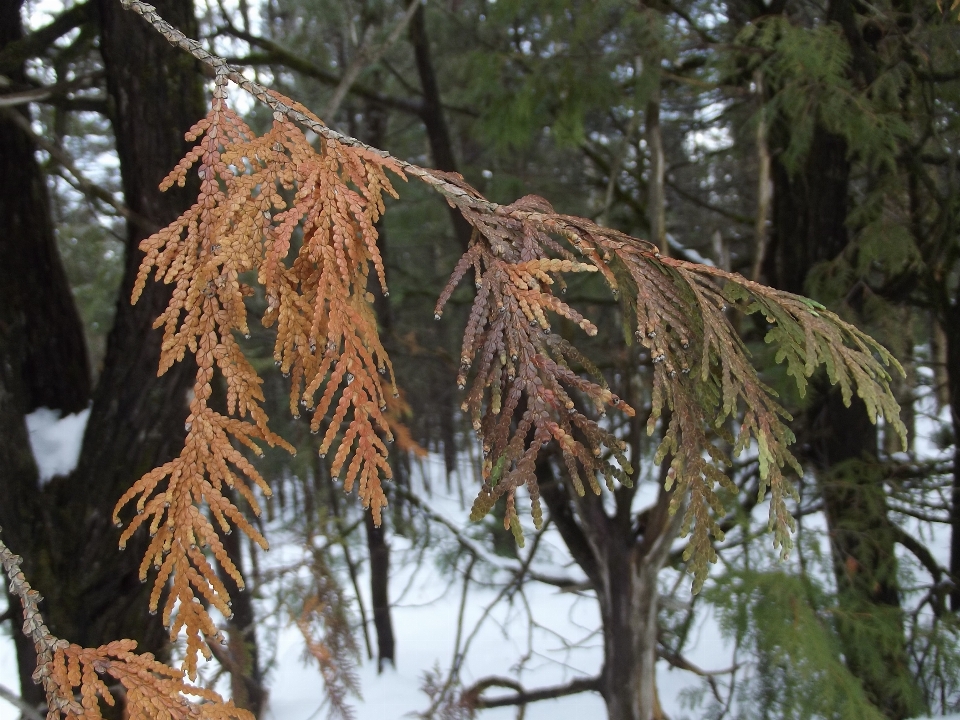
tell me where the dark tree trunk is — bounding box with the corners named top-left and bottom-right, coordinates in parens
top-left (359, 92), bottom-right (396, 672)
top-left (768, 117), bottom-right (923, 719)
top-left (766, 127), bottom-right (851, 297)
top-left (0, 340), bottom-right (48, 714)
top-left (27, 0), bottom-right (207, 657)
top-left (0, 0), bottom-right (206, 698)
top-left (945, 300), bottom-right (960, 612)
top-left (364, 512), bottom-right (396, 671)
top-left (813, 393), bottom-right (919, 719)
top-left (0, 0), bottom-right (91, 419)
top-left (407, 0), bottom-right (469, 477)
top-left (0, 0), bottom-right (92, 706)
top-left (407, 0), bottom-right (473, 253)
top-left (217, 490), bottom-right (267, 716)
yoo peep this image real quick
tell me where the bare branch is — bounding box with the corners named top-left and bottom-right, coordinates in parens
top-left (0, 106), bottom-right (157, 233)
top-left (0, 2), bottom-right (93, 76)
top-left (657, 646), bottom-right (736, 705)
top-left (647, 78), bottom-right (667, 254)
top-left (0, 530), bottom-right (68, 711)
top-left (0, 72), bottom-right (102, 108)
top-left (463, 675), bottom-right (601, 709)
top-left (118, 0), bottom-right (499, 214)
top-left (321, 0), bottom-right (421, 120)
top-left (220, 26), bottom-right (426, 116)
top-left (893, 526), bottom-right (947, 584)
top-left (391, 483), bottom-right (591, 590)
top-left (750, 71), bottom-right (771, 282)
top-left (666, 176), bottom-right (753, 226)
top-left (657, 0), bottom-right (718, 45)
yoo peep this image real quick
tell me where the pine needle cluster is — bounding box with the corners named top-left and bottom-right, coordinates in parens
top-left (114, 71), bottom-right (403, 673)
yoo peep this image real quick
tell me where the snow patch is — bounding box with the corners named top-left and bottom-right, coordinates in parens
top-left (25, 406), bottom-right (90, 484)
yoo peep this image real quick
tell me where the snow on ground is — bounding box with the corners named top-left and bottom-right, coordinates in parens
top-left (24, 406), bottom-right (90, 485)
top-left (261, 453), bottom-right (615, 720)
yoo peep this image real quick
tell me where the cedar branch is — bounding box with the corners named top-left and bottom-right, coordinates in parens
top-left (2, 529), bottom-right (253, 719)
top-left (118, 0), bottom-right (907, 596)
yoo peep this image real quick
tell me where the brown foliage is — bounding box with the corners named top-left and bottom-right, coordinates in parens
top-left (436, 186), bottom-right (904, 590)
top-left (293, 545), bottom-right (361, 720)
top-left (436, 193), bottom-right (635, 545)
top-left (114, 73), bottom-right (402, 674)
top-left (44, 641), bottom-right (252, 720)
top-left (1, 533), bottom-right (250, 720)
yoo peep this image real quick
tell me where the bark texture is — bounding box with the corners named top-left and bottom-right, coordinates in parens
top-left (217, 497), bottom-right (267, 716)
top-left (357, 93), bottom-right (397, 672)
top-left (364, 512), bottom-right (396, 670)
top-left (945, 298), bottom-right (960, 612)
top-left (538, 458), bottom-right (679, 720)
top-left (0, 0), bottom-right (206, 703)
top-left (0, 0), bottom-right (92, 706)
top-left (768, 95), bottom-right (923, 720)
top-left (39, 0), bottom-right (207, 653)
top-left (407, 0), bottom-right (468, 476)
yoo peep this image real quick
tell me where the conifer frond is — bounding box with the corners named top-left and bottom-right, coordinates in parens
top-left (734, 17), bottom-right (910, 172)
top-left (116, 73), bottom-right (403, 673)
top-left (595, 245), bottom-right (903, 590)
top-left (438, 189), bottom-right (903, 590)
top-left (44, 641), bottom-right (253, 720)
top-left (437, 195), bottom-right (635, 546)
top-left (293, 547), bottom-right (361, 720)
top-left (1, 533), bottom-right (249, 720)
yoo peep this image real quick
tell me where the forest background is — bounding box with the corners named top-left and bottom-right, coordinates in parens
top-left (1, 0), bottom-right (960, 718)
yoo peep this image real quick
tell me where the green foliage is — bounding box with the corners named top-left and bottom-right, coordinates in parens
top-left (460, 0), bottom-right (663, 150)
top-left (735, 17), bottom-right (910, 173)
top-left (622, 260), bottom-right (905, 591)
top-left (907, 612), bottom-right (960, 715)
top-left (706, 570), bottom-right (888, 720)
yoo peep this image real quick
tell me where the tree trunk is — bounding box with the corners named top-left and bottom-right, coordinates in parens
top-left (355, 92), bottom-right (398, 672)
top-left (597, 498), bottom-right (678, 719)
top-left (364, 511), bottom-right (396, 671)
top-left (0, 0), bottom-right (91, 419)
top-left (217, 491), bottom-right (267, 716)
top-left (944, 300), bottom-right (960, 612)
top-left (1, 0), bottom-right (206, 696)
top-left (0, 0), bottom-right (92, 705)
top-left (768, 117), bottom-right (923, 719)
top-left (813, 392), bottom-right (920, 719)
top-left (38, 0), bottom-right (206, 654)
top-left (538, 458), bottom-right (679, 720)
top-left (0, 333), bottom-right (48, 714)
top-left (407, 0), bottom-right (468, 477)
top-left (645, 91), bottom-right (666, 255)
top-left (407, 0), bottom-right (473, 253)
